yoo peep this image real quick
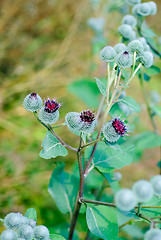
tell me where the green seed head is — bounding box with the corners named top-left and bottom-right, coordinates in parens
top-left (1, 229), bottom-right (18, 240)
top-left (34, 225), bottom-right (49, 240)
top-left (102, 121), bottom-right (120, 143)
top-left (4, 213), bottom-right (26, 230)
top-left (126, 0), bottom-right (141, 6)
top-left (132, 180), bottom-right (153, 203)
top-left (115, 51), bottom-right (132, 68)
top-left (122, 15), bottom-right (137, 28)
top-left (128, 40), bottom-right (144, 54)
top-left (114, 43), bottom-right (127, 54)
top-left (144, 228), bottom-right (161, 240)
top-left (118, 24), bottom-right (135, 40)
top-left (115, 189), bottom-right (137, 212)
top-left (100, 46), bottom-right (117, 62)
top-left (65, 112), bottom-right (84, 133)
top-left (23, 93), bottom-right (43, 112)
top-left (139, 51), bottom-right (153, 68)
top-left (39, 107), bottom-right (59, 125)
top-left (133, 3), bottom-right (151, 16)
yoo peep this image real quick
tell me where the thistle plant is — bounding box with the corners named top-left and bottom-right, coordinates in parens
top-left (1, 0), bottom-right (161, 240)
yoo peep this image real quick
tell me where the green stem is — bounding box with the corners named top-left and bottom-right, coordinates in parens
top-left (81, 199), bottom-right (116, 207)
top-left (119, 220), bottom-right (133, 229)
top-left (137, 203), bottom-right (142, 215)
top-left (33, 112), bottom-right (78, 152)
top-left (80, 137), bottom-right (103, 150)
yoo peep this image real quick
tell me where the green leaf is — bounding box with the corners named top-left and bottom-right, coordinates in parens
top-left (48, 164), bottom-right (79, 216)
top-left (85, 142), bottom-right (135, 172)
top-left (152, 106), bottom-right (161, 118)
top-left (25, 208), bottom-right (37, 222)
top-left (146, 65), bottom-right (160, 75)
top-left (86, 205), bottom-right (119, 240)
top-left (94, 77), bottom-right (107, 97)
top-left (119, 96), bottom-right (141, 113)
top-left (50, 234), bottom-right (66, 240)
top-left (68, 78), bottom-right (100, 107)
top-left (128, 132), bottom-right (161, 151)
top-left (39, 131), bottom-right (68, 159)
top-left (141, 196), bottom-right (161, 218)
top-left (143, 73), bottom-right (151, 82)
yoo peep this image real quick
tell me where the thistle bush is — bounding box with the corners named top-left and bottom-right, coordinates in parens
top-left (1, 0), bottom-right (161, 240)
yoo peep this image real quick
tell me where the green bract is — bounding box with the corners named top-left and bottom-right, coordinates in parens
top-left (1, 229), bottom-right (18, 240)
top-left (23, 93), bottom-right (43, 112)
top-left (122, 15), bottom-right (137, 28)
top-left (115, 50), bottom-right (132, 68)
top-left (128, 40), bottom-right (144, 54)
top-left (139, 51), bottom-right (153, 68)
top-left (126, 0), bottom-right (141, 6)
top-left (99, 46), bottom-right (116, 62)
top-left (102, 121), bottom-right (120, 143)
top-left (114, 43), bottom-right (127, 54)
top-left (34, 225), bottom-right (49, 240)
top-left (118, 24), bottom-right (136, 41)
top-left (151, 175), bottom-right (161, 197)
top-left (144, 228), bottom-right (161, 240)
top-left (38, 107), bottom-right (59, 125)
top-left (115, 189), bottom-right (137, 212)
top-left (132, 180), bottom-right (153, 203)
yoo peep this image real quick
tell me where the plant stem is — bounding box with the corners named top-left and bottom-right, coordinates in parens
top-left (137, 203), bottom-right (142, 215)
top-left (68, 134), bottom-right (84, 240)
top-left (107, 62), bottom-right (110, 103)
top-left (80, 137), bottom-right (103, 150)
top-left (33, 112), bottom-right (78, 152)
top-left (81, 198), bottom-right (116, 207)
top-left (137, 213), bottom-right (152, 224)
top-left (119, 219), bottom-right (133, 229)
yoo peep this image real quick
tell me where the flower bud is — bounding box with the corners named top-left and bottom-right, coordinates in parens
top-left (128, 40), bottom-right (144, 54)
top-left (148, 1), bottom-right (157, 15)
top-left (87, 17), bottom-right (105, 33)
top-left (23, 93), bottom-right (43, 112)
top-left (132, 3), bottom-right (151, 16)
top-left (114, 43), bottom-right (127, 54)
top-left (118, 24), bottom-right (136, 40)
top-left (122, 15), bottom-right (137, 28)
top-left (1, 229), bottom-right (18, 240)
top-left (34, 225), bottom-right (49, 240)
top-left (132, 180), bottom-right (153, 203)
top-left (103, 117), bottom-right (129, 143)
top-left (38, 98), bottom-right (61, 125)
top-left (115, 189), bottom-right (137, 212)
top-left (4, 213), bottom-right (25, 230)
top-left (137, 37), bottom-right (146, 45)
top-left (144, 228), bottom-right (161, 240)
top-left (18, 224), bottom-right (34, 240)
top-left (65, 110), bottom-right (97, 134)
top-left (28, 219), bottom-right (36, 228)
top-left (113, 172), bottom-right (122, 181)
top-left (115, 51), bottom-right (132, 68)
top-left (99, 46), bottom-right (116, 62)
top-left (151, 175), bottom-right (161, 197)
top-left (126, 0), bottom-right (141, 6)
top-left (139, 51), bottom-right (153, 68)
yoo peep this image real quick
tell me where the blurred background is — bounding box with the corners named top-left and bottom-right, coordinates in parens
top-left (0, 0), bottom-right (161, 238)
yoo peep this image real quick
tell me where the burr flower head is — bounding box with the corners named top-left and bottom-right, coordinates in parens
top-left (115, 51), bottom-right (132, 68)
top-left (126, 0), bottom-right (141, 6)
top-left (114, 43), bottom-right (128, 54)
top-left (144, 228), bottom-right (161, 240)
top-left (34, 225), bottom-right (49, 240)
top-left (118, 24), bottom-right (136, 40)
top-left (18, 224), bottom-right (34, 240)
top-left (23, 92), bottom-right (43, 112)
top-left (132, 180), bottom-right (153, 203)
top-left (132, 3), bottom-right (151, 16)
top-left (99, 46), bottom-right (117, 62)
top-left (122, 15), bottom-right (137, 28)
top-left (139, 51), bottom-right (153, 68)
top-left (128, 40), bottom-right (144, 54)
top-left (115, 189), bottom-right (137, 212)
top-left (65, 110), bottom-right (97, 134)
top-left (1, 229), bottom-right (18, 240)
top-left (151, 175), bottom-right (161, 197)
top-left (103, 117), bottom-right (129, 143)
top-left (38, 97), bottom-right (61, 125)
top-left (148, 1), bottom-right (157, 15)
top-left (4, 213), bottom-right (27, 230)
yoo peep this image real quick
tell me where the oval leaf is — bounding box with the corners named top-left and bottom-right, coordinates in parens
top-left (50, 234), bottom-right (66, 240)
top-left (40, 131), bottom-right (68, 159)
top-left (86, 205), bottom-right (119, 240)
top-left (94, 77), bottom-right (107, 97)
top-left (48, 164), bottom-right (79, 216)
top-left (120, 96), bottom-right (141, 113)
top-left (25, 208), bottom-right (37, 222)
